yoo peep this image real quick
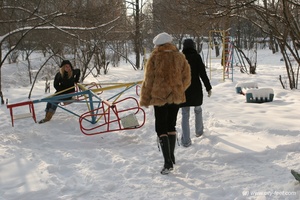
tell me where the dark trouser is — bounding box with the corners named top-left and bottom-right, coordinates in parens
top-left (155, 104), bottom-right (179, 172)
top-left (154, 103), bottom-right (179, 137)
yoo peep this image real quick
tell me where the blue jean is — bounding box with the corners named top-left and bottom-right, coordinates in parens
top-left (181, 106), bottom-right (203, 145)
top-left (45, 95), bottom-right (72, 113)
top-left (45, 101), bottom-right (59, 113)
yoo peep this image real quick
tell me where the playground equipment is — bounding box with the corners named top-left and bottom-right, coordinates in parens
top-left (235, 82), bottom-right (274, 103)
top-left (209, 30), bottom-right (257, 81)
top-left (7, 101), bottom-right (37, 127)
top-left (235, 82), bottom-right (258, 94)
top-left (245, 88), bottom-right (274, 103)
top-left (209, 30), bottom-right (234, 82)
top-left (6, 81), bottom-right (146, 135)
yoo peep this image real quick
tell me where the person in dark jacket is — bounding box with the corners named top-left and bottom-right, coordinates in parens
top-left (180, 39), bottom-right (212, 147)
top-left (39, 60), bottom-right (80, 123)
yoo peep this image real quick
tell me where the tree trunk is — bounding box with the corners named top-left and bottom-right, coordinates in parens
top-left (0, 47), bottom-right (4, 105)
top-left (134, 0), bottom-right (141, 69)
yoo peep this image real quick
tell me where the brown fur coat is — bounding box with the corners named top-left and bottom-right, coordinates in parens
top-left (139, 43), bottom-right (191, 106)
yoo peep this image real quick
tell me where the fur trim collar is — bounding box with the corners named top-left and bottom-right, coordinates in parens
top-left (154, 43), bottom-right (178, 53)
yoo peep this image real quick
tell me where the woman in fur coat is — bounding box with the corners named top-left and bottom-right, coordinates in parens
top-left (139, 32), bottom-right (191, 175)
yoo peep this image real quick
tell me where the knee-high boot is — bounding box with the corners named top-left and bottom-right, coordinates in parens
top-left (168, 133), bottom-right (176, 164)
top-left (159, 135), bottom-right (173, 175)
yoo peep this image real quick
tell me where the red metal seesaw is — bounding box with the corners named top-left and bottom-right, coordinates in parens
top-left (79, 96), bottom-right (146, 135)
top-left (6, 81), bottom-right (146, 136)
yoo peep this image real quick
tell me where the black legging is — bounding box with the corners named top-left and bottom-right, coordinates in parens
top-left (154, 104), bottom-right (179, 137)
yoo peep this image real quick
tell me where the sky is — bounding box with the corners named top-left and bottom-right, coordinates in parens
top-left (0, 46), bottom-right (300, 200)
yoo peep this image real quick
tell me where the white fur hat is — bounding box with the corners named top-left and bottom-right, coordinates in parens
top-left (153, 32), bottom-right (173, 46)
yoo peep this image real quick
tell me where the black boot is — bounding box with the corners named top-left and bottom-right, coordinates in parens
top-left (159, 136), bottom-right (173, 175)
top-left (168, 134), bottom-right (176, 164)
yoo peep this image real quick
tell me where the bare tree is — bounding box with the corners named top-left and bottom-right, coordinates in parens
top-left (166, 0), bottom-right (300, 88)
top-left (231, 0), bottom-right (300, 89)
top-left (125, 0), bottom-right (152, 69)
top-left (0, 0), bottom-right (123, 104)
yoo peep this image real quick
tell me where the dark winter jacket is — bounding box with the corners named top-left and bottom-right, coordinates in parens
top-left (180, 48), bottom-right (212, 107)
top-left (54, 69), bottom-right (80, 96)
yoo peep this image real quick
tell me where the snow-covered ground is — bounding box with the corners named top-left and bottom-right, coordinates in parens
top-left (1, 48), bottom-right (300, 200)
